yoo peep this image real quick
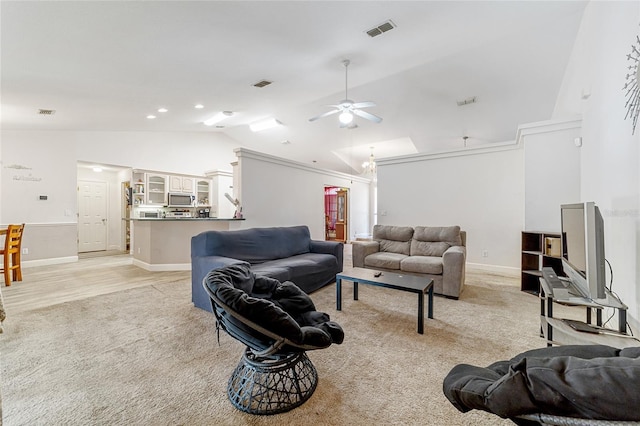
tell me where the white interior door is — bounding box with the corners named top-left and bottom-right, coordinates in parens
top-left (78, 180), bottom-right (108, 252)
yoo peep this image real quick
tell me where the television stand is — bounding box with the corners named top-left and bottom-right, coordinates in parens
top-left (539, 276), bottom-right (640, 349)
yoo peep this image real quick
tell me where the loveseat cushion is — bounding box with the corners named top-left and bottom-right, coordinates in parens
top-left (373, 225), bottom-right (414, 255)
top-left (411, 226), bottom-right (462, 257)
top-left (401, 256), bottom-right (443, 274)
top-left (364, 252), bottom-right (407, 270)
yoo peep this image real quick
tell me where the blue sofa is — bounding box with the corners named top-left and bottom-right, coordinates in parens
top-left (191, 225), bottom-right (344, 312)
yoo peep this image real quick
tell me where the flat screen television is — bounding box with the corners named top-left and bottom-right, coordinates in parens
top-left (560, 202), bottom-right (606, 300)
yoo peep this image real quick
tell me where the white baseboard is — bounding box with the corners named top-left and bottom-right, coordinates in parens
top-left (22, 256), bottom-right (79, 268)
top-left (466, 262), bottom-right (520, 277)
top-left (132, 259), bottom-right (191, 272)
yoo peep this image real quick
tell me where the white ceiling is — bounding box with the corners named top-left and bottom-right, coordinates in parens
top-left (1, 1), bottom-right (587, 174)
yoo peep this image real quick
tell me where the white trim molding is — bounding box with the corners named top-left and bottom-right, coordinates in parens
top-left (132, 259), bottom-right (191, 272)
top-left (234, 148), bottom-right (371, 184)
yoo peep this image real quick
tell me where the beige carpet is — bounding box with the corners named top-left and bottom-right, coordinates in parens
top-left (1, 269), bottom-right (545, 425)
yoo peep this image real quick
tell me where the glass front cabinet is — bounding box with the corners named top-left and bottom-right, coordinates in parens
top-left (145, 174), bottom-right (167, 205)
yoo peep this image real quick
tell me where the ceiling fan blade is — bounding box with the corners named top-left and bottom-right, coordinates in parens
top-left (308, 109), bottom-right (340, 122)
top-left (353, 109), bottom-right (383, 123)
top-left (352, 101), bottom-right (376, 109)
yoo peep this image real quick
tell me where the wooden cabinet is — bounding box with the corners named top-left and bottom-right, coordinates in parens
top-left (521, 231), bottom-right (563, 294)
top-left (169, 175), bottom-right (194, 193)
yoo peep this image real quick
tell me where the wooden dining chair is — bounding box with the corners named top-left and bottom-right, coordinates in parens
top-left (1, 223), bottom-right (25, 286)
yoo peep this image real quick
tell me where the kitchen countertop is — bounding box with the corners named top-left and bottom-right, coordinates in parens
top-left (124, 217), bottom-right (244, 221)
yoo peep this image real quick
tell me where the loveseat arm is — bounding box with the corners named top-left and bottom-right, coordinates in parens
top-left (310, 240), bottom-right (344, 273)
top-left (352, 241), bottom-right (380, 268)
top-left (442, 246), bottom-right (466, 299)
top-left (192, 255), bottom-right (247, 312)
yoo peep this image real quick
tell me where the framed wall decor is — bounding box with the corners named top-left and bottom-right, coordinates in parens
top-left (624, 34), bottom-right (640, 134)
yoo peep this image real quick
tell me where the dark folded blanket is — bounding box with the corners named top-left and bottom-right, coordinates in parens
top-left (443, 344), bottom-right (640, 421)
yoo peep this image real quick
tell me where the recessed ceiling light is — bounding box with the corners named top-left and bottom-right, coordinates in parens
top-left (204, 111), bottom-right (234, 126)
top-left (92, 167), bottom-right (103, 172)
top-left (194, 104), bottom-right (204, 109)
top-left (158, 108), bottom-right (168, 113)
top-left (147, 115), bottom-right (156, 119)
top-left (249, 118), bottom-right (282, 132)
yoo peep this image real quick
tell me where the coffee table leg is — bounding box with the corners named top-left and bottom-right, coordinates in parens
top-left (354, 281), bottom-right (359, 301)
top-left (418, 292), bottom-right (424, 334)
top-left (428, 286), bottom-right (433, 319)
top-left (336, 277), bottom-right (342, 311)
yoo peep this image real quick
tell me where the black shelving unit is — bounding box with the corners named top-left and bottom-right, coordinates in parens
top-left (521, 231), bottom-right (563, 295)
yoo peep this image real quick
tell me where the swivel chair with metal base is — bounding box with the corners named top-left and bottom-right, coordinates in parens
top-left (203, 263), bottom-right (343, 415)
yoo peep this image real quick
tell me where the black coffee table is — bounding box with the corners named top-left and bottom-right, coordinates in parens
top-left (336, 267), bottom-right (434, 334)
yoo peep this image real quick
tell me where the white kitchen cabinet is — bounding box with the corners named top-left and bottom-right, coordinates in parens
top-left (132, 173), bottom-right (146, 206)
top-left (145, 173), bottom-right (167, 205)
top-left (169, 175), bottom-right (195, 194)
top-left (196, 179), bottom-right (211, 206)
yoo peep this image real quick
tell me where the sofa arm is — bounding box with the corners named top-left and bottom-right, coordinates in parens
top-left (352, 241), bottom-right (380, 268)
top-left (442, 246), bottom-right (466, 299)
top-left (310, 240), bottom-right (344, 273)
top-left (191, 255), bottom-right (247, 312)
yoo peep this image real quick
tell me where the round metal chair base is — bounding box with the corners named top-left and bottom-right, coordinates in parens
top-left (227, 348), bottom-right (318, 415)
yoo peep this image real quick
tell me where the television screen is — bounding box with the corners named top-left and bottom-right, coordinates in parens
top-left (560, 202), bottom-right (606, 300)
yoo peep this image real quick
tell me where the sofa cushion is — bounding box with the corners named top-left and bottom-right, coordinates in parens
top-left (364, 252), bottom-right (407, 270)
top-left (373, 225), bottom-right (413, 255)
top-left (411, 226), bottom-right (462, 257)
top-left (203, 225), bottom-right (311, 263)
top-left (250, 263), bottom-right (291, 283)
top-left (401, 256), bottom-right (443, 274)
top-left (411, 241), bottom-right (451, 257)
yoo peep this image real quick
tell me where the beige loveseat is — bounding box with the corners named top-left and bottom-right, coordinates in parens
top-left (352, 225), bottom-right (466, 299)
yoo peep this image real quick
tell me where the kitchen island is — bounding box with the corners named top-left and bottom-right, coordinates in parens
top-left (127, 218), bottom-right (245, 271)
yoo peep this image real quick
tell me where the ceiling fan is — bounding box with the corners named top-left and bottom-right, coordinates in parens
top-left (309, 59), bottom-right (382, 127)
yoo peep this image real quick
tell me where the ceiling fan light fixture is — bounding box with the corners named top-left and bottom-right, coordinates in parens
top-left (309, 59), bottom-right (382, 126)
top-left (339, 111), bottom-right (353, 124)
top-left (249, 117), bottom-right (282, 132)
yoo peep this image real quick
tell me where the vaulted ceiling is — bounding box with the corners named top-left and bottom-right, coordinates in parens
top-left (1, 1), bottom-right (587, 174)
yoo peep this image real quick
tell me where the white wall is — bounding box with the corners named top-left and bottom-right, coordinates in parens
top-left (376, 145), bottom-right (524, 268)
top-left (554, 1), bottom-right (640, 324)
top-left (523, 120), bottom-right (582, 232)
top-left (235, 148), bottom-right (371, 241)
top-left (1, 129), bottom-right (241, 261)
top-left (74, 131), bottom-right (239, 176)
top-left (2, 131), bottom-right (78, 224)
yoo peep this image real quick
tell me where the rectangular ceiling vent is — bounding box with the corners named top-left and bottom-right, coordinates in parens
top-left (366, 20), bottom-right (396, 38)
top-left (253, 80), bottom-right (272, 88)
top-left (456, 96), bottom-right (477, 107)
top-left (38, 109), bottom-right (56, 115)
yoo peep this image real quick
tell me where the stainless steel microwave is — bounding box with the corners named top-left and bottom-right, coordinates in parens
top-left (168, 192), bottom-right (194, 207)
